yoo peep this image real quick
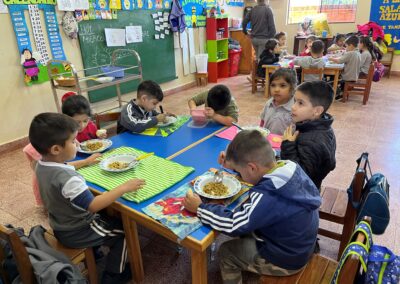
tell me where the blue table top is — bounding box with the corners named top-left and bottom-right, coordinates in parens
top-left (87, 135), bottom-right (231, 243)
top-left (77, 120), bottom-right (223, 159)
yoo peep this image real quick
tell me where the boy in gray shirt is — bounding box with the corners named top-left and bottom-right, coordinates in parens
top-left (294, 40), bottom-right (326, 82)
top-left (330, 35), bottom-right (361, 99)
top-left (29, 113), bottom-right (145, 283)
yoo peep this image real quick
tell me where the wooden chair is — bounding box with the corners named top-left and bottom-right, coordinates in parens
top-left (251, 59), bottom-right (265, 94)
top-left (301, 68), bottom-right (324, 83)
top-left (381, 47), bottom-right (394, 78)
top-left (260, 217), bottom-right (371, 284)
top-left (318, 153), bottom-right (369, 260)
top-left (94, 111), bottom-right (121, 129)
top-left (0, 225), bottom-right (98, 284)
top-left (342, 63), bottom-right (374, 105)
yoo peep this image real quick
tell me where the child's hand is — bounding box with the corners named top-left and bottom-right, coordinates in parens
top-left (96, 129), bottom-right (107, 139)
top-left (85, 153), bottom-right (102, 166)
top-left (156, 114), bottom-right (167, 122)
top-left (183, 190), bottom-right (202, 213)
top-left (204, 107), bottom-right (215, 118)
top-left (121, 179), bottom-right (146, 193)
top-left (283, 125), bottom-right (299, 142)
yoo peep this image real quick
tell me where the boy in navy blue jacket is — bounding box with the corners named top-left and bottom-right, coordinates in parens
top-left (183, 130), bottom-right (321, 283)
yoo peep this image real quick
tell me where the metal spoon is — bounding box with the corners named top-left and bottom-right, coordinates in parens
top-left (214, 168), bottom-right (224, 183)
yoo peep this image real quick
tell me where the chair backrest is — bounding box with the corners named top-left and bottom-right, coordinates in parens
top-left (0, 225), bottom-right (35, 284)
top-left (301, 68), bottom-right (324, 83)
top-left (365, 63), bottom-right (375, 92)
top-left (381, 47), bottom-right (394, 64)
top-left (336, 217), bottom-right (371, 284)
top-left (94, 111), bottom-right (121, 129)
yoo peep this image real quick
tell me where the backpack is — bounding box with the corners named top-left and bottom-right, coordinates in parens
top-left (373, 61), bottom-right (385, 82)
top-left (331, 220), bottom-right (400, 284)
top-left (347, 153), bottom-right (390, 235)
top-left (169, 0), bottom-right (186, 33)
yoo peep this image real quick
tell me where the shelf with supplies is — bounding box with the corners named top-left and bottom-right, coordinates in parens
top-left (206, 17), bottom-right (229, 83)
top-left (47, 49), bottom-right (143, 113)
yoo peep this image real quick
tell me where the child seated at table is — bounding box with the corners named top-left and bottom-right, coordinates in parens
top-left (62, 94), bottom-right (108, 142)
top-left (259, 68), bottom-right (296, 135)
top-left (359, 36), bottom-right (376, 78)
top-left (188, 84), bottom-right (239, 126)
top-left (329, 35), bottom-right (361, 100)
top-left (299, 35), bottom-right (317, 56)
top-left (183, 130), bottom-right (321, 283)
top-left (281, 81), bottom-right (336, 190)
top-left (118, 80), bottom-right (171, 133)
top-left (293, 40), bottom-right (326, 82)
top-left (274, 31), bottom-right (288, 56)
top-left (29, 112), bottom-right (145, 283)
top-left (257, 39), bottom-right (280, 78)
top-left (327, 34), bottom-right (346, 53)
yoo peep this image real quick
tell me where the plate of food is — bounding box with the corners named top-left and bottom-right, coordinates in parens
top-left (241, 126), bottom-right (270, 137)
top-left (193, 174), bottom-right (241, 199)
top-left (78, 139), bottom-right (112, 154)
top-left (157, 116), bottom-right (177, 127)
top-left (99, 154), bottom-right (139, 172)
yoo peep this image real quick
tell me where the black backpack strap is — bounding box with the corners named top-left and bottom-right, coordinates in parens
top-left (348, 152), bottom-right (371, 209)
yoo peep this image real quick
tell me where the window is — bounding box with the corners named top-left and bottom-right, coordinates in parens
top-left (287, 0), bottom-right (357, 24)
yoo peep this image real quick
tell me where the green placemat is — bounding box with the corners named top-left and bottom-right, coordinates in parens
top-left (140, 115), bottom-right (190, 137)
top-left (78, 147), bottom-right (194, 203)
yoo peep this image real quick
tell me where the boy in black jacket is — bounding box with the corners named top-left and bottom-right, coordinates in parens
top-left (281, 81), bottom-right (336, 189)
top-left (257, 39), bottom-right (280, 78)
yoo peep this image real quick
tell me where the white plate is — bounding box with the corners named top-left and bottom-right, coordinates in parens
top-left (99, 154), bottom-right (139, 172)
top-left (157, 116), bottom-right (177, 127)
top-left (78, 139), bottom-right (112, 154)
top-left (241, 126), bottom-right (270, 137)
top-left (193, 174), bottom-right (241, 199)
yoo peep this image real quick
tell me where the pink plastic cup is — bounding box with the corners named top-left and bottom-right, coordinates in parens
top-left (191, 109), bottom-right (207, 125)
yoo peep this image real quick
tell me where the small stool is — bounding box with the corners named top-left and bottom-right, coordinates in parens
top-left (195, 73), bottom-right (208, 87)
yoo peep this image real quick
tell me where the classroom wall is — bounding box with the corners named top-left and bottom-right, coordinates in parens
top-left (0, 5), bottom-right (243, 146)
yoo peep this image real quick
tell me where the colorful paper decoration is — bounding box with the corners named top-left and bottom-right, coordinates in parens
top-left (3, 0), bottom-right (56, 4)
top-left (370, 0), bottom-right (400, 54)
top-left (109, 0), bottom-right (121, 9)
top-left (95, 0), bottom-right (109, 10)
top-left (163, 0), bottom-right (170, 9)
top-left (122, 0), bottom-right (135, 10)
top-left (8, 5), bottom-right (32, 52)
top-left (43, 5), bottom-right (66, 60)
top-left (28, 4), bottom-right (50, 64)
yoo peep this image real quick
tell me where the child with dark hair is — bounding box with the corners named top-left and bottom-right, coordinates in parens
top-left (274, 32), bottom-right (288, 56)
top-left (281, 81), bottom-right (336, 189)
top-left (257, 39), bottom-right (280, 78)
top-left (260, 68), bottom-right (297, 135)
top-left (329, 35), bottom-right (361, 99)
top-left (188, 84), bottom-right (239, 126)
top-left (183, 130), bottom-right (321, 282)
top-left (62, 94), bottom-right (107, 142)
top-left (300, 35), bottom-right (317, 56)
top-left (118, 80), bottom-right (173, 133)
top-left (293, 40), bottom-right (326, 82)
top-left (29, 112), bottom-right (145, 283)
top-left (374, 37), bottom-right (387, 60)
top-left (327, 34), bottom-right (346, 53)
top-left (359, 36), bottom-right (376, 78)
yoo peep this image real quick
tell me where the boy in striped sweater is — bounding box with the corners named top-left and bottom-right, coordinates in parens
top-left (183, 130), bottom-right (321, 283)
top-left (29, 113), bottom-right (145, 283)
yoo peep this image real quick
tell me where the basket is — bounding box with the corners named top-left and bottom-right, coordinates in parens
top-left (55, 78), bottom-right (76, 87)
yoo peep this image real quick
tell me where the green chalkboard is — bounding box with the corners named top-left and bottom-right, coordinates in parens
top-left (78, 10), bottom-right (176, 103)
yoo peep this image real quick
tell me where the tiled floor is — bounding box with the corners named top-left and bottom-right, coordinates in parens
top-left (1, 74), bottom-right (399, 283)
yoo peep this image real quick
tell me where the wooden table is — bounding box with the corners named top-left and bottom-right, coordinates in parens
top-left (83, 121), bottom-right (230, 283)
top-left (262, 64), bottom-right (343, 99)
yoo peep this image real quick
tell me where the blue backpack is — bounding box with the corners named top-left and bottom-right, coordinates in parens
top-left (331, 220), bottom-right (400, 284)
top-left (348, 153), bottom-right (390, 235)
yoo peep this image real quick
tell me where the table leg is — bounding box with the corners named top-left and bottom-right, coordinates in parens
top-left (264, 68), bottom-right (270, 98)
top-left (122, 214), bottom-right (144, 283)
top-left (191, 249), bottom-right (208, 284)
top-left (333, 70), bottom-right (339, 96)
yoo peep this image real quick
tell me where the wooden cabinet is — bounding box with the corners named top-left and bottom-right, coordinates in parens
top-left (230, 29), bottom-right (254, 74)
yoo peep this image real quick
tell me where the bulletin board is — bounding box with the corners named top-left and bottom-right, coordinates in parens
top-left (78, 9), bottom-right (176, 103)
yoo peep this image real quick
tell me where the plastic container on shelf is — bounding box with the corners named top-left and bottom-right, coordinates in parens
top-left (195, 54), bottom-right (208, 74)
top-left (228, 48), bottom-right (242, 77)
